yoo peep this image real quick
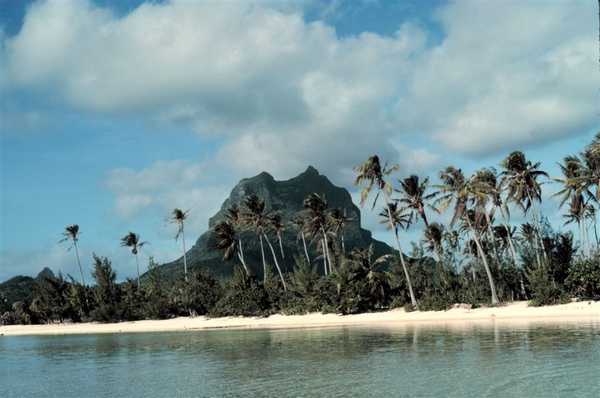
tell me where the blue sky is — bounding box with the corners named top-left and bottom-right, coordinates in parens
top-left (0, 0), bottom-right (597, 281)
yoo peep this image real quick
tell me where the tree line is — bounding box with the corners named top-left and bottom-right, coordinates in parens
top-left (3, 135), bottom-right (600, 325)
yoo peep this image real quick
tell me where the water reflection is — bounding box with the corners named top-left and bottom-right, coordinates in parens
top-left (1, 319), bottom-right (600, 397)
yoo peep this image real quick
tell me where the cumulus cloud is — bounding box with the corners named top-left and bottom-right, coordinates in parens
top-left (2, 0), bottom-right (597, 185)
top-left (105, 159), bottom-right (230, 233)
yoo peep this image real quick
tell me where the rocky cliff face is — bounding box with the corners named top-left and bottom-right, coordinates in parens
top-left (159, 166), bottom-right (393, 279)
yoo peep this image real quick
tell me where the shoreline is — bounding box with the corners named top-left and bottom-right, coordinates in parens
top-left (1, 300), bottom-right (599, 337)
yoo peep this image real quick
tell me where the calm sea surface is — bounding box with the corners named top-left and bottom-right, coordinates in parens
top-left (1, 321), bottom-right (600, 397)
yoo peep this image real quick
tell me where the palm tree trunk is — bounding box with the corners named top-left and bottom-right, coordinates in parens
top-left (321, 237), bottom-right (328, 276)
top-left (466, 217), bottom-right (499, 305)
top-left (238, 239), bottom-right (250, 275)
top-left (73, 241), bottom-right (86, 286)
top-left (277, 233), bottom-right (285, 259)
top-left (135, 253), bottom-right (141, 288)
top-left (263, 234), bottom-right (287, 290)
top-left (181, 224), bottom-right (188, 282)
top-left (484, 210), bottom-right (500, 264)
top-left (322, 228), bottom-right (333, 274)
top-left (392, 228), bottom-right (418, 309)
top-left (530, 198), bottom-right (548, 264)
top-left (259, 234), bottom-right (267, 283)
top-left (498, 206), bottom-right (519, 267)
top-left (382, 191), bottom-right (417, 308)
top-left (301, 232), bottom-right (310, 264)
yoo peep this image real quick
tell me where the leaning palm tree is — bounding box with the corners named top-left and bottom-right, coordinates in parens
top-left (268, 213), bottom-right (286, 259)
top-left (423, 222), bottom-right (445, 262)
top-left (225, 204), bottom-right (249, 269)
top-left (328, 208), bottom-right (352, 254)
top-left (396, 175), bottom-right (438, 227)
top-left (214, 221), bottom-right (250, 275)
top-left (59, 224), bottom-right (86, 285)
top-left (500, 151), bottom-right (548, 264)
top-left (460, 209), bottom-right (499, 304)
top-left (242, 194), bottom-right (286, 289)
top-left (291, 214), bottom-right (311, 264)
top-left (581, 132), bottom-right (600, 201)
top-left (355, 155), bottom-right (418, 308)
top-left (120, 232), bottom-right (147, 287)
top-left (169, 208), bottom-right (190, 281)
top-left (436, 166), bottom-right (498, 304)
top-left (303, 193), bottom-right (332, 275)
top-left (563, 194), bottom-right (594, 255)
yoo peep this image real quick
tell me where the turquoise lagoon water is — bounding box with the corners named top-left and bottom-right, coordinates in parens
top-left (1, 321), bottom-right (599, 397)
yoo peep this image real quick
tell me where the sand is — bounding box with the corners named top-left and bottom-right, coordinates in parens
top-left (1, 300), bottom-right (599, 337)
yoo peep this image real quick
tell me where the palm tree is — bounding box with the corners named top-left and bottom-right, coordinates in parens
top-left (225, 204), bottom-right (249, 270)
top-left (120, 232), bottom-right (147, 287)
top-left (328, 208), bottom-right (352, 254)
top-left (500, 151), bottom-right (548, 264)
top-left (581, 133), bottom-right (600, 201)
top-left (423, 222), bottom-right (445, 262)
top-left (355, 155), bottom-right (418, 308)
top-left (242, 194), bottom-right (269, 282)
top-left (396, 175), bottom-right (438, 227)
top-left (460, 209), bottom-right (499, 304)
top-left (470, 169), bottom-right (503, 263)
top-left (436, 166), bottom-right (498, 304)
top-left (59, 224), bottom-right (86, 285)
top-left (242, 194), bottom-right (286, 289)
top-left (291, 214), bottom-right (311, 264)
top-left (554, 155), bottom-right (595, 253)
top-left (268, 213), bottom-right (286, 259)
top-left (169, 208), bottom-right (190, 281)
top-left (303, 193), bottom-right (332, 275)
top-left (563, 194), bottom-right (594, 255)
top-left (214, 221), bottom-right (250, 275)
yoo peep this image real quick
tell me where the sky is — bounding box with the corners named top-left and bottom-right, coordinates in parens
top-left (0, 0), bottom-right (598, 282)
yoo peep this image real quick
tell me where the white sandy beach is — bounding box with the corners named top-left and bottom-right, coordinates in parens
top-left (1, 300), bottom-right (599, 337)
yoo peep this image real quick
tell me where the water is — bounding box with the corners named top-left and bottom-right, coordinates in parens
top-left (1, 321), bottom-right (600, 397)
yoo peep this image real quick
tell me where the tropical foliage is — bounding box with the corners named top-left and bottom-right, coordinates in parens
top-left (3, 135), bottom-right (600, 325)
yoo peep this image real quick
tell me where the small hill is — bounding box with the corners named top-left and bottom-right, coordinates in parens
top-left (0, 268), bottom-right (55, 311)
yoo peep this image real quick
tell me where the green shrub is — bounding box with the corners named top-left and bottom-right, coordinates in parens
top-left (527, 266), bottom-right (567, 306)
top-left (209, 267), bottom-right (270, 317)
top-left (566, 256), bottom-right (600, 299)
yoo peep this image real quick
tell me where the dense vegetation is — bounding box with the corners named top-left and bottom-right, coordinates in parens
top-left (3, 135), bottom-right (600, 325)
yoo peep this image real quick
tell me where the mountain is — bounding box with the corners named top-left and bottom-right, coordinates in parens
top-left (0, 268), bottom-right (55, 312)
top-left (159, 166), bottom-right (394, 279)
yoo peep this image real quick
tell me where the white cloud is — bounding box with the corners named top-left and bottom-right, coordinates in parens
top-left (105, 159), bottom-right (229, 234)
top-left (2, 0), bottom-right (597, 182)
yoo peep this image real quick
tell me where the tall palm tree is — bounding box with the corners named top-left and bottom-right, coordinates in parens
top-left (436, 167), bottom-right (499, 304)
top-left (355, 155), bottom-right (418, 308)
top-left (563, 194), bottom-right (594, 255)
top-left (268, 213), bottom-right (286, 259)
top-left (169, 208), bottom-right (190, 281)
top-left (500, 151), bottom-right (548, 263)
top-left (328, 208), bottom-right (352, 254)
top-left (303, 193), bottom-right (332, 275)
top-left (396, 175), bottom-right (438, 227)
top-left (120, 232), bottom-right (147, 287)
top-left (242, 194), bottom-right (286, 289)
top-left (470, 169), bottom-right (502, 263)
top-left (423, 222), bottom-right (445, 262)
top-left (291, 214), bottom-right (311, 264)
top-left (581, 133), bottom-right (600, 201)
top-left (59, 224), bottom-right (86, 285)
top-left (554, 155), bottom-right (595, 253)
top-left (214, 220), bottom-right (250, 275)
top-left (225, 204), bottom-right (249, 270)
top-left (460, 209), bottom-right (499, 304)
